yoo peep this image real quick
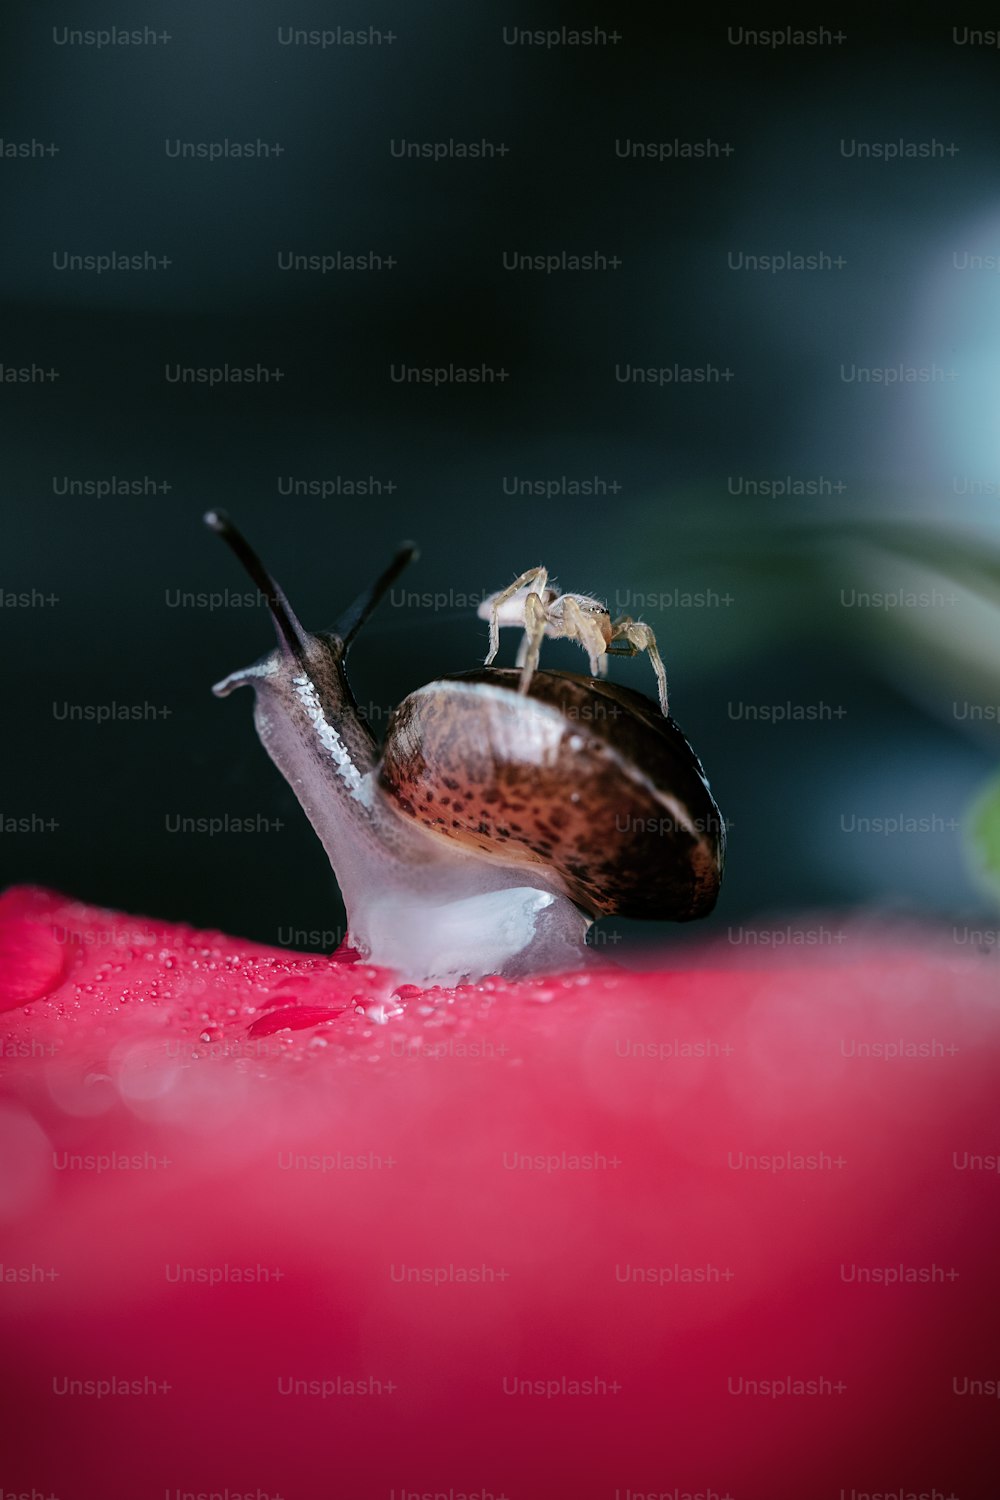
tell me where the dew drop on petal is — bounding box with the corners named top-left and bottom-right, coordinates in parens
top-left (0, 917), bottom-right (67, 1011)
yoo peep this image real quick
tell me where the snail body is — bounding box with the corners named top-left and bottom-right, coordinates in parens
top-left (206, 512), bottom-right (724, 984)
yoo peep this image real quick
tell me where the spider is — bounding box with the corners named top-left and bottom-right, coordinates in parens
top-left (477, 565), bottom-right (669, 718)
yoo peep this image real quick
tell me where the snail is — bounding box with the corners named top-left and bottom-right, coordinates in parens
top-left (205, 511), bottom-right (725, 985)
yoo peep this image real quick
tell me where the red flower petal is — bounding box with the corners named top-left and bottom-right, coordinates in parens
top-left (0, 905), bottom-right (66, 1011)
top-left (247, 1004), bottom-right (347, 1038)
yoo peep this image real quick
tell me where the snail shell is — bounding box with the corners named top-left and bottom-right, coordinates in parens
top-left (380, 667), bottom-right (724, 921)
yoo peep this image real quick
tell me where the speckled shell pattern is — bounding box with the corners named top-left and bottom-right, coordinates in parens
top-left (378, 668), bottom-right (725, 921)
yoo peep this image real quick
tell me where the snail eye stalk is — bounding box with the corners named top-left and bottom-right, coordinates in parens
top-left (334, 543), bottom-right (419, 648)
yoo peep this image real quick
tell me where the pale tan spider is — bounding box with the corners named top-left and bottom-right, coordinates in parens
top-left (477, 565), bottom-right (669, 717)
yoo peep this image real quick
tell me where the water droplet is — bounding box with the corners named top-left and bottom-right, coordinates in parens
top-left (528, 986), bottom-right (558, 1003)
top-left (363, 999), bottom-right (404, 1026)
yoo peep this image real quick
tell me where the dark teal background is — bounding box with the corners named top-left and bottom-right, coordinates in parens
top-left (4, 3), bottom-right (1000, 949)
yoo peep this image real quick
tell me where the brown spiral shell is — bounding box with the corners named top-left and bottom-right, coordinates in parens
top-left (378, 667), bottom-right (724, 921)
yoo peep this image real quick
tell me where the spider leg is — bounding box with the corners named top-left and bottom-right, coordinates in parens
top-left (517, 589), bottom-right (551, 694)
top-left (482, 566), bottom-right (548, 666)
top-left (610, 616), bottom-right (669, 717)
top-left (561, 597), bottom-right (611, 677)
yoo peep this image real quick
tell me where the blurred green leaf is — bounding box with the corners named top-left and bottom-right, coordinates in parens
top-left (967, 771), bottom-right (1000, 903)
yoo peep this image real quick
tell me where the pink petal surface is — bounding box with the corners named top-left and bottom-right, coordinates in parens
top-left (0, 903), bottom-right (68, 1011)
top-left (1, 885), bottom-right (998, 1499)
